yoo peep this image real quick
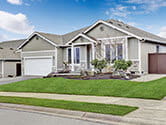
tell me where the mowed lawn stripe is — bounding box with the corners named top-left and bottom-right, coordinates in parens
top-left (0, 96), bottom-right (137, 116)
top-left (0, 77), bottom-right (166, 99)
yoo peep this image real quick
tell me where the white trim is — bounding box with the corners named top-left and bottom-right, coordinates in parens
top-left (17, 32), bottom-right (57, 50)
top-left (126, 37), bottom-right (129, 60)
top-left (83, 20), bottom-right (142, 40)
top-left (67, 47), bottom-right (71, 64)
top-left (130, 59), bottom-right (139, 61)
top-left (55, 47), bottom-right (58, 72)
top-left (71, 45), bottom-right (74, 71)
top-left (138, 40), bottom-right (142, 74)
top-left (66, 33), bottom-right (96, 45)
top-left (1, 61), bottom-right (4, 78)
top-left (24, 56), bottom-right (53, 59)
top-left (0, 58), bottom-right (21, 61)
top-left (73, 42), bottom-right (94, 46)
top-left (143, 37), bottom-right (166, 45)
top-left (74, 47), bottom-right (81, 64)
top-left (97, 36), bottom-right (131, 41)
top-left (22, 50), bottom-right (56, 54)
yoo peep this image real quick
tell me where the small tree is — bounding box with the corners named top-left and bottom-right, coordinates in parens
top-left (113, 60), bottom-right (132, 71)
top-left (91, 59), bottom-right (107, 73)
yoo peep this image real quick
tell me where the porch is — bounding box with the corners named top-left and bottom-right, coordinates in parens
top-left (62, 36), bottom-right (141, 74)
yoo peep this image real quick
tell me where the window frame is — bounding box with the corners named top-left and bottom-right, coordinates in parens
top-left (104, 43), bottom-right (123, 63)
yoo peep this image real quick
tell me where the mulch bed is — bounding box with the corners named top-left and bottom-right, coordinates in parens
top-left (57, 73), bottom-right (140, 80)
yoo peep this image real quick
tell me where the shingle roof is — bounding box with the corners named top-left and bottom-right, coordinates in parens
top-left (36, 32), bottom-right (63, 45)
top-left (106, 19), bottom-right (166, 42)
top-left (0, 39), bottom-right (25, 60)
top-left (35, 19), bottom-right (166, 45)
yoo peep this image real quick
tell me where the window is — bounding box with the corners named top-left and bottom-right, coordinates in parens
top-left (68, 48), bottom-right (72, 64)
top-left (74, 47), bottom-right (80, 64)
top-left (117, 44), bottom-right (123, 60)
top-left (156, 45), bottom-right (160, 53)
top-left (105, 44), bottom-right (111, 61)
top-left (105, 44), bottom-right (123, 63)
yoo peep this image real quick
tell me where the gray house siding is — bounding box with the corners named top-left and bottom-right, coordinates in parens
top-left (87, 23), bottom-right (127, 38)
top-left (22, 35), bottom-right (55, 51)
top-left (0, 61), bottom-right (2, 77)
top-left (73, 37), bottom-right (91, 44)
top-left (128, 38), bottom-right (139, 60)
top-left (4, 61), bottom-right (21, 77)
top-left (141, 42), bottom-right (156, 73)
top-left (57, 47), bottom-right (64, 71)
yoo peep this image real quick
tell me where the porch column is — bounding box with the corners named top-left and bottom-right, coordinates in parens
top-left (91, 43), bottom-right (95, 71)
top-left (125, 37), bottom-right (129, 60)
top-left (71, 45), bottom-right (74, 72)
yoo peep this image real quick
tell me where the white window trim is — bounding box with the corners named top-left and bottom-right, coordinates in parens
top-left (67, 47), bottom-right (81, 65)
top-left (67, 47), bottom-right (72, 64)
top-left (74, 47), bottom-right (81, 64)
top-left (22, 50), bottom-right (56, 54)
top-left (104, 43), bottom-right (124, 62)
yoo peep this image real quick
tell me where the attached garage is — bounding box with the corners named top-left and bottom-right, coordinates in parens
top-left (149, 53), bottom-right (166, 74)
top-left (24, 57), bottom-right (53, 76)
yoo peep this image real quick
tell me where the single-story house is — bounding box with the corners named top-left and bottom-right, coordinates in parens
top-left (16, 19), bottom-right (166, 76)
top-left (0, 39), bottom-right (25, 78)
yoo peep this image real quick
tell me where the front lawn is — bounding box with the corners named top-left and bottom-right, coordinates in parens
top-left (0, 77), bottom-right (166, 100)
top-left (0, 96), bottom-right (137, 116)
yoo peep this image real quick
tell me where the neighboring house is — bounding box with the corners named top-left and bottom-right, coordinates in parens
top-left (0, 39), bottom-right (25, 78)
top-left (16, 19), bottom-right (166, 76)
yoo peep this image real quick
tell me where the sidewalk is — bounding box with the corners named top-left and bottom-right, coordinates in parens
top-left (131, 74), bottom-right (166, 82)
top-left (0, 92), bottom-right (166, 125)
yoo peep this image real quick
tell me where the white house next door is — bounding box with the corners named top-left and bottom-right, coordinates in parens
top-left (24, 57), bottom-right (52, 76)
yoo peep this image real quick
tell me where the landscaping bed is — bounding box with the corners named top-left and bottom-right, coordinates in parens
top-left (57, 73), bottom-right (140, 80)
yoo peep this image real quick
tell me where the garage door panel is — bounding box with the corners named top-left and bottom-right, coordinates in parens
top-left (157, 55), bottom-right (166, 74)
top-left (149, 53), bottom-right (166, 74)
top-left (24, 57), bottom-right (52, 76)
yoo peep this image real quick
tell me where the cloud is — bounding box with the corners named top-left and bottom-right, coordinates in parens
top-left (158, 26), bottom-right (166, 38)
top-left (0, 34), bottom-right (8, 41)
top-left (127, 22), bottom-right (137, 26)
top-left (126, 0), bottom-right (166, 12)
top-left (0, 10), bottom-right (34, 35)
top-left (105, 0), bottom-right (166, 18)
top-left (7, 0), bottom-right (22, 5)
top-left (106, 5), bottom-right (135, 18)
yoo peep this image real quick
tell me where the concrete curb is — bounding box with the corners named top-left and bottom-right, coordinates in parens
top-left (0, 103), bottom-right (165, 125)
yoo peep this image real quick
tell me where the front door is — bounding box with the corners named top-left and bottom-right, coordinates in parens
top-left (16, 63), bottom-right (22, 76)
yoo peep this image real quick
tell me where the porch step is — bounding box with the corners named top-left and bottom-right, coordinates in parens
top-left (55, 72), bottom-right (80, 76)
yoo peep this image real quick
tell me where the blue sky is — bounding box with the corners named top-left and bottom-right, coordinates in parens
top-left (0, 0), bottom-right (166, 41)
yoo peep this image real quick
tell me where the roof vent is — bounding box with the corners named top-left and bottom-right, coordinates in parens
top-left (118, 23), bottom-right (122, 27)
top-left (10, 48), bottom-right (14, 50)
top-left (109, 21), bottom-right (113, 24)
top-left (100, 26), bottom-right (104, 31)
top-left (36, 36), bottom-right (39, 40)
top-left (0, 47), bottom-right (3, 49)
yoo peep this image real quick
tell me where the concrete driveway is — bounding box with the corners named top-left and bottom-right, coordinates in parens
top-left (0, 76), bottom-right (41, 85)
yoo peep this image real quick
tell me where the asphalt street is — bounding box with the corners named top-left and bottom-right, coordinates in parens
top-left (0, 108), bottom-right (107, 125)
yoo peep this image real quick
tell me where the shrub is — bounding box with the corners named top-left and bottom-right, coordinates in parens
top-left (113, 60), bottom-right (132, 71)
top-left (91, 59), bottom-right (107, 73)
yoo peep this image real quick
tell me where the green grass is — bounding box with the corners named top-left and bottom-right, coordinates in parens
top-left (0, 96), bottom-right (137, 116)
top-left (0, 77), bottom-right (166, 100)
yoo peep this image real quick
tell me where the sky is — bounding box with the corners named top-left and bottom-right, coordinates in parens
top-left (0, 0), bottom-right (166, 42)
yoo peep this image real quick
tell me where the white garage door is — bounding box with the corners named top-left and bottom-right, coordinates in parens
top-left (24, 57), bottom-right (52, 76)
